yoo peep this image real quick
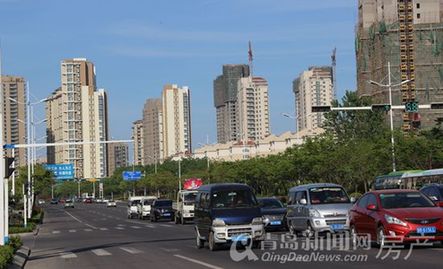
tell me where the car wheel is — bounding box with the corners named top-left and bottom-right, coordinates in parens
top-left (208, 231), bottom-right (218, 251)
top-left (196, 230), bottom-right (204, 249)
top-left (302, 223), bottom-right (314, 238)
top-left (376, 226), bottom-right (386, 248)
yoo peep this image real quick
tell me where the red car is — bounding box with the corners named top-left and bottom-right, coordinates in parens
top-left (349, 189), bottom-right (443, 246)
top-left (84, 198), bottom-right (93, 203)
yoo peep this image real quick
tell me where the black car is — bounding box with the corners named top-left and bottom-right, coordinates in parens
top-left (194, 183), bottom-right (265, 251)
top-left (420, 184), bottom-right (443, 206)
top-left (150, 199), bottom-right (174, 222)
top-left (50, 198), bottom-right (58, 205)
top-left (258, 197), bottom-right (287, 231)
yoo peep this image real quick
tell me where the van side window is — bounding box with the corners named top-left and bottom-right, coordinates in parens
top-left (295, 191), bottom-right (307, 204)
top-left (200, 192), bottom-right (208, 209)
top-left (288, 192), bottom-right (295, 205)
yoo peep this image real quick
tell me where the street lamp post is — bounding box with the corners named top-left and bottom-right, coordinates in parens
top-left (369, 62), bottom-right (412, 172)
top-left (9, 93), bottom-right (50, 219)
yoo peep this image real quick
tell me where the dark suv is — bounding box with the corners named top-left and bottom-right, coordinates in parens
top-left (194, 183), bottom-right (265, 251)
top-left (420, 184), bottom-right (443, 206)
top-left (150, 199), bottom-right (174, 222)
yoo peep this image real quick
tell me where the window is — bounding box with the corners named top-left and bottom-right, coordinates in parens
top-left (357, 194), bottom-right (368, 208)
top-left (416, 3), bottom-right (420, 9)
top-left (367, 194), bottom-right (377, 207)
top-left (295, 191), bottom-right (307, 204)
top-left (417, 13), bottom-right (421, 19)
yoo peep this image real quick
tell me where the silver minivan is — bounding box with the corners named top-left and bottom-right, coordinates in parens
top-left (286, 183), bottom-right (355, 237)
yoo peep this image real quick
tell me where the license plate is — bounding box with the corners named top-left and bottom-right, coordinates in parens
top-left (163, 213), bottom-right (171, 216)
top-left (270, 220), bottom-right (281, 225)
top-left (231, 234), bottom-right (250, 242)
top-left (417, 227), bottom-right (436, 234)
top-left (330, 224), bottom-right (345, 230)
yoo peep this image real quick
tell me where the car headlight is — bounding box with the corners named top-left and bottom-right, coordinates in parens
top-left (212, 218), bottom-right (226, 227)
top-left (385, 214), bottom-right (407, 227)
top-left (263, 215), bottom-right (271, 222)
top-left (309, 209), bottom-right (321, 218)
top-left (252, 217), bottom-right (263, 225)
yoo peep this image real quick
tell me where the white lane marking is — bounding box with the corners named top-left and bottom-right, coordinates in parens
top-left (84, 229), bottom-right (92, 232)
top-left (130, 226), bottom-right (141, 229)
top-left (91, 249), bottom-right (112, 256)
top-left (115, 227), bottom-right (124, 230)
top-left (160, 248), bottom-right (179, 252)
top-left (68, 229), bottom-right (76, 233)
top-left (159, 224), bottom-right (172, 227)
top-left (120, 247), bottom-right (142, 254)
top-left (145, 224), bottom-right (155, 228)
top-left (174, 254), bottom-right (224, 269)
top-left (117, 224), bottom-right (125, 226)
top-left (52, 230), bottom-right (60, 234)
top-left (100, 227), bottom-right (108, 231)
top-left (61, 252), bottom-right (77, 259)
top-left (64, 210), bottom-right (98, 229)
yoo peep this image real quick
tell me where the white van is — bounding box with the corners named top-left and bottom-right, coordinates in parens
top-left (127, 196), bottom-right (144, 219)
top-left (137, 196), bottom-right (157, 220)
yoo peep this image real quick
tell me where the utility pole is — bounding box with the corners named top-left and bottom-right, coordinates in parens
top-left (369, 62), bottom-right (411, 172)
top-left (0, 48), bottom-right (6, 245)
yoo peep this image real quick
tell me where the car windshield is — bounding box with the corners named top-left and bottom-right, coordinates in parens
top-left (184, 193), bottom-right (197, 202)
top-left (212, 189), bottom-right (257, 209)
top-left (130, 200), bottom-right (140, 206)
top-left (155, 200), bottom-right (172, 207)
top-left (66, 200), bottom-right (72, 203)
top-left (380, 192), bottom-right (435, 209)
top-left (309, 187), bottom-right (350, 204)
top-left (259, 198), bottom-right (283, 208)
top-left (143, 199), bottom-right (155, 205)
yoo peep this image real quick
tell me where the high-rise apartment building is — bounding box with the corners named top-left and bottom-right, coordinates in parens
top-left (46, 58), bottom-right (109, 179)
top-left (293, 67), bottom-right (334, 132)
top-left (161, 84), bottom-right (192, 157)
top-left (1, 76), bottom-right (27, 168)
top-left (237, 77), bottom-right (270, 141)
top-left (107, 142), bottom-right (128, 176)
top-left (356, 0), bottom-right (443, 130)
top-left (132, 120), bottom-right (144, 165)
top-left (143, 98), bottom-right (163, 165)
top-left (213, 65), bottom-right (250, 143)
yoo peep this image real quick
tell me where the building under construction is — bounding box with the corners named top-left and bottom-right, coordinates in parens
top-left (356, 0), bottom-right (443, 130)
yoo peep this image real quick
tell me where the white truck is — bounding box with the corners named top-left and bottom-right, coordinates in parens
top-left (173, 190), bottom-right (197, 224)
top-left (137, 196), bottom-right (157, 220)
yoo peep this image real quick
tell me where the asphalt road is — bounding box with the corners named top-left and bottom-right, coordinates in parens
top-left (21, 202), bottom-right (443, 269)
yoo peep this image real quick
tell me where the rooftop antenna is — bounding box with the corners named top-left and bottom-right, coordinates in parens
top-left (331, 47), bottom-right (337, 100)
top-left (248, 41), bottom-right (253, 79)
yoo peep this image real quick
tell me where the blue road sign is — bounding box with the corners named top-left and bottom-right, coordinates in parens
top-left (43, 164), bottom-right (74, 180)
top-left (3, 144), bottom-right (16, 149)
top-left (123, 171), bottom-right (142, 181)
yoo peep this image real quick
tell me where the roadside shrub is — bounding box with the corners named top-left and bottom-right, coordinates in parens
top-left (0, 245), bottom-right (14, 269)
top-left (349, 192), bottom-right (363, 199)
top-left (8, 236), bottom-right (22, 252)
top-left (9, 223), bottom-right (36, 234)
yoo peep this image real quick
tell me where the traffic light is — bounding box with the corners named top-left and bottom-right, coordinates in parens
top-left (4, 157), bottom-right (15, 178)
top-left (430, 102), bottom-right (443, 110)
top-left (405, 101), bottom-right (419, 112)
top-left (371, 104), bottom-right (391, 112)
top-left (311, 105), bottom-right (331, 113)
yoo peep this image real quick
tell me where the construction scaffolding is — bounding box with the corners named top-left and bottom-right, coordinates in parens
top-left (356, 0), bottom-right (443, 130)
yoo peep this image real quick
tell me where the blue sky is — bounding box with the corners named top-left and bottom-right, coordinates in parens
top-left (1, 0), bottom-right (358, 152)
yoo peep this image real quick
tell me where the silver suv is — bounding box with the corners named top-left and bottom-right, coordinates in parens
top-left (286, 183), bottom-right (354, 237)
